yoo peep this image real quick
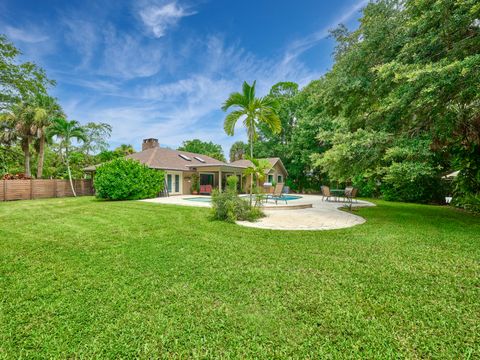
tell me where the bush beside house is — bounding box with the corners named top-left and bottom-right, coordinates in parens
top-left (94, 158), bottom-right (164, 200)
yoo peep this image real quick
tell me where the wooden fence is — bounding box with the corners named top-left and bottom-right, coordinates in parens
top-left (0, 179), bottom-right (94, 201)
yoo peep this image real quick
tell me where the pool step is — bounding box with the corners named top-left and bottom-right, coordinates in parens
top-left (262, 203), bottom-right (313, 210)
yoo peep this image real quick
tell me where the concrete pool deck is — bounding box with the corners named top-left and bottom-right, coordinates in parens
top-left (141, 194), bottom-right (375, 231)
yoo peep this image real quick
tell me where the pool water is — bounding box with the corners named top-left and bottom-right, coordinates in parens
top-left (184, 197), bottom-right (212, 202)
top-left (185, 195), bottom-right (303, 202)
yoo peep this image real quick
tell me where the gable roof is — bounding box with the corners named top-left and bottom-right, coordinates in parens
top-left (84, 147), bottom-right (228, 172)
top-left (229, 157), bottom-right (288, 176)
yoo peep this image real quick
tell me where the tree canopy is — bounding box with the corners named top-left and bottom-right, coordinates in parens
top-left (177, 139), bottom-right (226, 162)
top-left (252, 0), bottom-right (479, 208)
top-left (0, 35), bottom-right (54, 109)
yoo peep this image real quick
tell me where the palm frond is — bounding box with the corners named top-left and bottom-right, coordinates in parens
top-left (221, 92), bottom-right (248, 111)
top-left (224, 110), bottom-right (244, 136)
top-left (242, 81), bottom-right (256, 103)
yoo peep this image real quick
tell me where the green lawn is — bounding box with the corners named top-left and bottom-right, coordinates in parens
top-left (0, 197), bottom-right (479, 358)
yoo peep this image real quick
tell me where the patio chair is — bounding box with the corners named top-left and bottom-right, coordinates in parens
top-left (200, 185), bottom-right (212, 195)
top-left (321, 186), bottom-right (332, 201)
top-left (343, 186), bottom-right (353, 202)
top-left (266, 183), bottom-right (287, 205)
top-left (348, 187), bottom-right (358, 203)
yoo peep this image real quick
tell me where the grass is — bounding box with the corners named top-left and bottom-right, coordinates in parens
top-left (0, 197), bottom-right (479, 358)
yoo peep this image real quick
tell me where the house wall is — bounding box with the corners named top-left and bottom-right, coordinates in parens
top-left (244, 162), bottom-right (288, 191)
top-left (268, 163), bottom-right (287, 184)
top-left (182, 171), bottom-right (196, 195)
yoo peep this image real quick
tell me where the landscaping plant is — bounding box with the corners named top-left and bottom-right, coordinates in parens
top-left (226, 175), bottom-right (238, 192)
top-left (211, 188), bottom-right (264, 223)
top-left (191, 173), bottom-right (199, 195)
top-left (94, 158), bottom-right (164, 200)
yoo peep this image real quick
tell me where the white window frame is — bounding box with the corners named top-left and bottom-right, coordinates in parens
top-left (166, 171), bottom-right (183, 195)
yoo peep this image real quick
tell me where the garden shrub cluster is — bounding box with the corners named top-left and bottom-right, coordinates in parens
top-left (210, 188), bottom-right (264, 223)
top-left (94, 158), bottom-right (164, 200)
top-left (226, 175), bottom-right (238, 192)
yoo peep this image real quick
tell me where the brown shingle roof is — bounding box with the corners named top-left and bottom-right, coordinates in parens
top-left (127, 147), bottom-right (226, 170)
top-left (84, 147), bottom-right (227, 172)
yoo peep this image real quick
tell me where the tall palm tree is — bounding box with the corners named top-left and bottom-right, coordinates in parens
top-left (30, 95), bottom-right (64, 178)
top-left (48, 117), bottom-right (87, 197)
top-left (1, 102), bottom-right (37, 177)
top-left (222, 81), bottom-right (281, 202)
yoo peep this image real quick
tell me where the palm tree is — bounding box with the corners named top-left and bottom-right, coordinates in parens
top-left (222, 81), bottom-right (281, 157)
top-left (222, 81), bottom-right (281, 203)
top-left (243, 156), bottom-right (271, 206)
top-left (30, 95), bottom-right (64, 178)
top-left (115, 144), bottom-right (135, 156)
top-left (0, 102), bottom-right (36, 177)
top-left (48, 117), bottom-right (87, 197)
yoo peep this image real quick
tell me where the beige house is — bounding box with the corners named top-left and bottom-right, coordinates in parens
top-left (229, 157), bottom-right (288, 190)
top-left (85, 138), bottom-right (288, 196)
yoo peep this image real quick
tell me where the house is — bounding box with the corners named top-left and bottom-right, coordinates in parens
top-left (84, 138), bottom-right (288, 195)
top-left (229, 157), bottom-right (288, 190)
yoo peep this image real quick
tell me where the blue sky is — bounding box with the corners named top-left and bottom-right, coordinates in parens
top-left (1, 0), bottom-right (367, 154)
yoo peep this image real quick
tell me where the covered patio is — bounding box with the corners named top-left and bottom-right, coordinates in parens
top-left (187, 164), bottom-right (246, 194)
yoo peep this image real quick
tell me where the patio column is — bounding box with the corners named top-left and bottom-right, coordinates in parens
top-left (219, 169), bottom-right (222, 192)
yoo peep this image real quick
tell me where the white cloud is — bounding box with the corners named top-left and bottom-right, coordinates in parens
top-left (63, 19), bottom-right (99, 69)
top-left (60, 33), bottom-right (319, 154)
top-left (4, 25), bottom-right (49, 43)
top-left (138, 1), bottom-right (196, 38)
top-left (100, 25), bottom-right (165, 79)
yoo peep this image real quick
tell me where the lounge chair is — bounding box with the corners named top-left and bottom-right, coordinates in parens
top-left (321, 186), bottom-right (333, 201)
top-left (266, 183), bottom-right (286, 205)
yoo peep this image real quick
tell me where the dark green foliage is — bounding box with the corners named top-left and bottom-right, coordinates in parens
top-left (254, 0), bottom-right (479, 205)
top-left (229, 141), bottom-right (248, 162)
top-left (177, 139), bottom-right (226, 162)
top-left (452, 144), bottom-right (480, 212)
top-left (94, 158), bottom-right (164, 200)
top-left (210, 189), bottom-right (264, 222)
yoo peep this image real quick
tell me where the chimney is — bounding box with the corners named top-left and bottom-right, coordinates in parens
top-left (142, 138), bottom-right (159, 151)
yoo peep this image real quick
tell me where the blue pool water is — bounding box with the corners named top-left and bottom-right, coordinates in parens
top-left (184, 197), bottom-right (212, 202)
top-left (185, 195), bottom-right (303, 202)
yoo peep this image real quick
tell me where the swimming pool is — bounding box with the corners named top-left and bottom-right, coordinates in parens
top-left (184, 195), bottom-right (303, 202)
top-left (184, 197), bottom-right (212, 202)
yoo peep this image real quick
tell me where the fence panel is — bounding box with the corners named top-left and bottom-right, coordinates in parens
top-left (4, 180), bottom-right (31, 201)
top-left (1, 179), bottom-right (93, 201)
top-left (32, 180), bottom-right (56, 199)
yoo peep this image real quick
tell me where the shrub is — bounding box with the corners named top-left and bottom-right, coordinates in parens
top-left (226, 175), bottom-right (238, 192)
top-left (210, 189), bottom-right (264, 223)
top-left (191, 173), bottom-right (199, 193)
top-left (94, 158), bottom-right (164, 200)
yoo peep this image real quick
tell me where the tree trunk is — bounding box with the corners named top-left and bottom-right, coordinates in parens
top-left (37, 132), bottom-right (45, 179)
top-left (22, 138), bottom-right (31, 177)
top-left (249, 133), bottom-right (254, 207)
top-left (65, 148), bottom-right (77, 197)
